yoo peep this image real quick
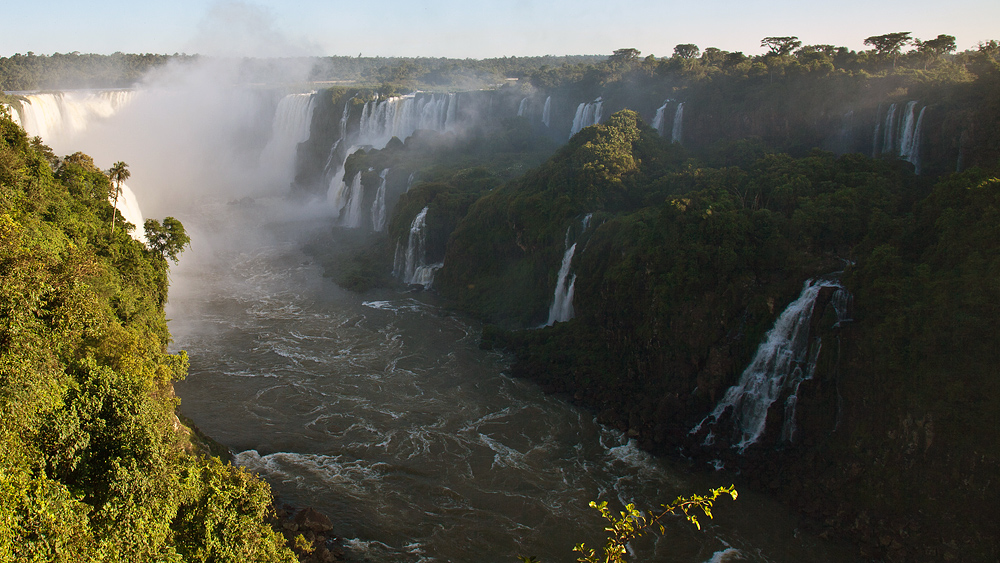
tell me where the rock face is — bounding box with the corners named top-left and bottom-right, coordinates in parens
top-left (272, 504), bottom-right (344, 563)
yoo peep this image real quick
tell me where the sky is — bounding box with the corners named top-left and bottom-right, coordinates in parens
top-left (4, 0), bottom-right (999, 59)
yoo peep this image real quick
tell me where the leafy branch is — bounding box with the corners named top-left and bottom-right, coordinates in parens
top-left (521, 485), bottom-right (737, 563)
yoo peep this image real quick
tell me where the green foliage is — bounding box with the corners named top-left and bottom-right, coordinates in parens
top-left (0, 108), bottom-right (293, 561)
top-left (520, 486), bottom-right (737, 563)
top-left (145, 217), bottom-right (191, 263)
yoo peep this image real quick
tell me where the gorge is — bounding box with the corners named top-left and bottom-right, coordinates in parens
top-left (4, 42), bottom-right (1000, 562)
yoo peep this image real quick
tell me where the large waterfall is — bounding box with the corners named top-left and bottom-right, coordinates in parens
top-left (259, 92), bottom-right (316, 187)
top-left (10, 90), bottom-right (135, 149)
top-left (570, 98), bottom-right (603, 136)
top-left (328, 94), bottom-right (458, 226)
top-left (692, 279), bottom-right (848, 451)
top-left (393, 206), bottom-right (443, 287)
top-left (541, 96), bottom-right (552, 128)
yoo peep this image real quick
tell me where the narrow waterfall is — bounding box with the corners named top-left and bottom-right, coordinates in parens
top-left (900, 105), bottom-right (927, 174)
top-left (692, 279), bottom-right (847, 451)
top-left (909, 107), bottom-right (926, 174)
top-left (871, 102), bottom-right (884, 158)
top-left (542, 96), bottom-right (552, 128)
top-left (259, 92), bottom-right (316, 185)
top-left (341, 171), bottom-right (365, 228)
top-left (546, 241), bottom-right (578, 326)
top-left (517, 97), bottom-right (528, 117)
top-left (406, 172), bottom-right (416, 192)
top-left (394, 206), bottom-right (443, 287)
top-left (113, 182), bottom-right (147, 245)
top-left (11, 90), bottom-right (135, 149)
top-left (570, 98), bottom-right (603, 136)
top-left (881, 103), bottom-right (898, 155)
top-left (897, 101), bottom-right (919, 159)
top-left (651, 100), bottom-right (669, 136)
top-left (671, 102), bottom-right (685, 144)
top-left (371, 169), bottom-right (389, 232)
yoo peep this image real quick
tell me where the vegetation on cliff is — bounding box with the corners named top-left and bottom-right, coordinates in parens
top-left (0, 109), bottom-right (295, 561)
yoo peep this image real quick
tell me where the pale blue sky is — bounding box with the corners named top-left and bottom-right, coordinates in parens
top-left (4, 0), bottom-right (998, 58)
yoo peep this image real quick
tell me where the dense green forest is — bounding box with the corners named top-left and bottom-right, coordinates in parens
top-left (333, 38), bottom-right (1000, 561)
top-left (0, 109), bottom-right (299, 561)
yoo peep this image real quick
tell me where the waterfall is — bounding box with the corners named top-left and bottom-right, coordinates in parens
top-left (546, 240), bottom-right (578, 326)
top-left (517, 97), bottom-right (528, 117)
top-left (406, 172), bottom-right (416, 192)
top-left (11, 90), bottom-right (135, 149)
top-left (394, 206), bottom-right (442, 287)
top-left (371, 168), bottom-right (389, 232)
top-left (114, 182), bottom-right (147, 245)
top-left (880, 103), bottom-right (898, 156)
top-left (259, 92), bottom-right (316, 186)
top-left (328, 93), bottom-right (457, 221)
top-left (651, 100), bottom-right (669, 136)
top-left (542, 96), bottom-right (551, 128)
top-left (671, 102), bottom-right (685, 144)
top-left (341, 171), bottom-right (365, 228)
top-left (570, 98), bottom-right (603, 136)
top-left (901, 106), bottom-right (926, 174)
top-left (692, 279), bottom-right (847, 451)
top-left (871, 102), bottom-right (883, 157)
top-left (897, 101), bottom-right (918, 159)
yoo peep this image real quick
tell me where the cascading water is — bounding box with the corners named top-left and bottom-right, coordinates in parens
top-left (570, 98), bottom-right (603, 136)
top-left (259, 92), bottom-right (316, 186)
top-left (671, 102), bottom-right (685, 144)
top-left (542, 96), bottom-right (552, 128)
top-left (872, 101), bottom-right (926, 174)
top-left (517, 97), bottom-right (528, 117)
top-left (651, 100), bottom-right (670, 136)
top-left (371, 169), bottom-right (389, 232)
top-left (545, 214), bottom-right (593, 326)
top-left (328, 93), bottom-right (458, 225)
top-left (114, 182), bottom-right (147, 244)
top-left (393, 206), bottom-right (442, 287)
top-left (692, 279), bottom-right (848, 451)
top-left (11, 90), bottom-right (135, 150)
top-left (342, 171), bottom-right (365, 229)
top-left (546, 238), bottom-right (577, 326)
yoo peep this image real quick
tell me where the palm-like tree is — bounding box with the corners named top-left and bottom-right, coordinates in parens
top-left (107, 161), bottom-right (130, 235)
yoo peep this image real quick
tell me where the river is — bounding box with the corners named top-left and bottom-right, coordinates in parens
top-left (169, 199), bottom-right (850, 563)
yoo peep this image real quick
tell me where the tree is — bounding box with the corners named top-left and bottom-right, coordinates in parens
top-left (144, 217), bottom-right (190, 263)
top-left (608, 48), bottom-right (640, 63)
top-left (916, 34), bottom-right (957, 57)
top-left (673, 44), bottom-right (700, 59)
top-left (761, 36), bottom-right (802, 56)
top-left (107, 161), bottom-right (130, 235)
top-left (864, 32), bottom-right (912, 68)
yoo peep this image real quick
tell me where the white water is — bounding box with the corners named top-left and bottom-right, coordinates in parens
top-left (10, 91), bottom-right (135, 150)
top-left (570, 98), bottom-right (603, 136)
top-left (542, 96), bottom-right (551, 128)
top-left (371, 168), bottom-right (390, 232)
top-left (517, 97), bottom-right (528, 117)
top-left (872, 101), bottom-right (926, 174)
top-left (393, 206), bottom-right (442, 287)
top-left (259, 92), bottom-right (316, 188)
top-left (342, 171), bottom-right (365, 229)
top-left (115, 182), bottom-right (147, 244)
top-left (328, 94), bottom-right (458, 226)
top-left (671, 102), bottom-right (685, 144)
top-left (546, 223), bottom-right (580, 326)
top-left (652, 100), bottom-right (670, 136)
top-left (693, 279), bottom-right (843, 451)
